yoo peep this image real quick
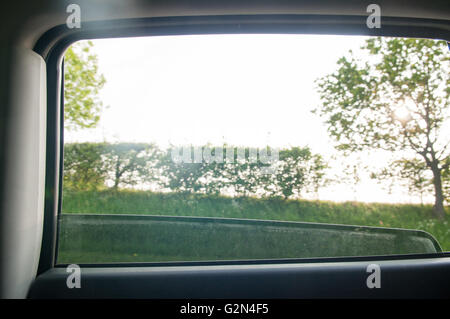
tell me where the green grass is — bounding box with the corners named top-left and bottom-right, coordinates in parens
top-left (59, 190), bottom-right (450, 263)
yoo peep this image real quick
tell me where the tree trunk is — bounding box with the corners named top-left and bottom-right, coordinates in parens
top-left (431, 162), bottom-right (445, 219)
top-left (113, 160), bottom-right (121, 190)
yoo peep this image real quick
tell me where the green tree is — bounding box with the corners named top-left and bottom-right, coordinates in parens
top-left (63, 143), bottom-right (108, 191)
top-left (64, 41), bottom-right (106, 130)
top-left (159, 146), bottom-right (208, 193)
top-left (306, 153), bottom-right (329, 199)
top-left (266, 147), bottom-right (312, 199)
top-left (103, 143), bottom-right (160, 190)
top-left (226, 147), bottom-right (266, 197)
top-left (314, 38), bottom-right (449, 218)
top-left (258, 147), bottom-right (327, 200)
top-left (160, 144), bottom-right (327, 199)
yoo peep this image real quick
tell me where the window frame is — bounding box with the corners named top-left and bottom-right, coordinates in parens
top-left (34, 14), bottom-right (450, 275)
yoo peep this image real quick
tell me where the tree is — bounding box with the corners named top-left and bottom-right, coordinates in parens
top-left (64, 142), bottom-right (162, 191)
top-left (265, 147), bottom-right (312, 199)
top-left (103, 143), bottom-right (160, 190)
top-left (225, 146), bottom-right (267, 197)
top-left (314, 38), bottom-right (449, 218)
top-left (64, 41), bottom-right (106, 130)
top-left (159, 146), bottom-right (209, 193)
top-left (63, 143), bottom-right (108, 191)
top-left (160, 144), bottom-right (327, 199)
top-left (306, 153), bottom-right (329, 199)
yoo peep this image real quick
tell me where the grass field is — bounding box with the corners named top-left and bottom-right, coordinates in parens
top-left (59, 190), bottom-right (450, 263)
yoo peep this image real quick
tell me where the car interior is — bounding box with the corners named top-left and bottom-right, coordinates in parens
top-left (0, 0), bottom-right (449, 301)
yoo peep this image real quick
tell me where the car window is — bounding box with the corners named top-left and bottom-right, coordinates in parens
top-left (58, 34), bottom-right (449, 264)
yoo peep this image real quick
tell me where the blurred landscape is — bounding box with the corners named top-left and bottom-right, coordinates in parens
top-left (60, 35), bottom-right (449, 263)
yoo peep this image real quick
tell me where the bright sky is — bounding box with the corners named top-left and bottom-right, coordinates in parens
top-left (66, 34), bottom-right (437, 204)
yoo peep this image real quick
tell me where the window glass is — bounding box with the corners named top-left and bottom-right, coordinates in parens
top-left (58, 35), bottom-right (449, 264)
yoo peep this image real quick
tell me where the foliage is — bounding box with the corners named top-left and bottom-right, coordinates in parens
top-left (63, 143), bottom-right (108, 191)
top-left (314, 38), bottom-right (450, 218)
top-left (159, 145), bottom-right (326, 199)
top-left (64, 142), bottom-right (328, 198)
top-left (263, 147), bottom-right (327, 199)
top-left (103, 143), bottom-right (161, 189)
top-left (64, 41), bottom-right (106, 130)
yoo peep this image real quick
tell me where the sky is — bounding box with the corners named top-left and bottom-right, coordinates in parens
top-left (65, 34), bottom-right (439, 204)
